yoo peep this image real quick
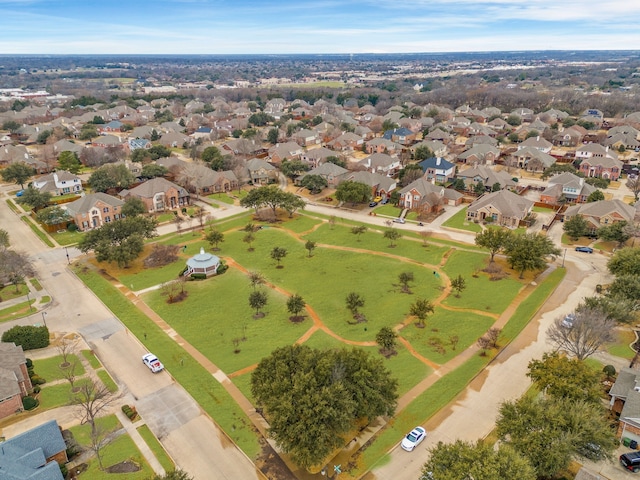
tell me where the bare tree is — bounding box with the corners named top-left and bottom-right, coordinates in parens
top-left (173, 214), bottom-right (184, 235)
top-left (547, 307), bottom-right (615, 360)
top-left (0, 249), bottom-right (35, 292)
top-left (87, 419), bottom-right (115, 470)
top-left (247, 271), bottom-right (266, 290)
top-left (161, 280), bottom-right (186, 304)
top-left (72, 377), bottom-right (121, 438)
top-left (56, 336), bottom-right (79, 369)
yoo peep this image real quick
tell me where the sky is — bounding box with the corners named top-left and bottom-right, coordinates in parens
top-left (1, 0), bottom-right (640, 55)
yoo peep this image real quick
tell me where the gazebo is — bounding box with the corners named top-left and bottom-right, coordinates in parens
top-left (184, 248), bottom-right (220, 277)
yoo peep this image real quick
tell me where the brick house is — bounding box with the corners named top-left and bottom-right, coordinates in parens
top-left (399, 178), bottom-right (463, 214)
top-left (563, 199), bottom-right (636, 235)
top-left (0, 419), bottom-right (67, 480)
top-left (578, 155), bottom-right (623, 181)
top-left (540, 172), bottom-right (595, 204)
top-left (609, 368), bottom-right (640, 444)
top-left (0, 342), bottom-right (32, 420)
top-left (65, 192), bottom-right (125, 231)
top-left (466, 190), bottom-right (534, 227)
top-left (120, 177), bottom-right (190, 212)
top-left (245, 157), bottom-right (277, 185)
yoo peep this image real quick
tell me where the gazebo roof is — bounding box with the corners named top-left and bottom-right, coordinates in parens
top-left (186, 248), bottom-right (220, 269)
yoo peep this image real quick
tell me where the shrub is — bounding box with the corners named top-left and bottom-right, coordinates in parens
top-left (217, 261), bottom-right (228, 275)
top-left (121, 404), bottom-right (138, 421)
top-left (191, 273), bottom-right (207, 280)
top-left (30, 375), bottom-right (46, 385)
top-left (22, 396), bottom-right (38, 410)
top-left (25, 358), bottom-right (33, 368)
top-left (67, 223), bottom-right (79, 232)
top-left (59, 463), bottom-right (68, 478)
top-left (603, 365), bottom-right (616, 378)
top-left (33, 385), bottom-right (41, 394)
top-left (2, 325), bottom-right (49, 350)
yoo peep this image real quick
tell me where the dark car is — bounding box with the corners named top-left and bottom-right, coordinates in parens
top-left (620, 451), bottom-right (640, 472)
top-left (575, 246), bottom-right (593, 253)
top-left (381, 198), bottom-right (389, 204)
top-left (369, 201), bottom-right (378, 207)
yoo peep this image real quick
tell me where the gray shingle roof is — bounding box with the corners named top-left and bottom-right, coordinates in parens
top-left (467, 189), bottom-right (533, 219)
top-left (65, 192), bottom-right (123, 216)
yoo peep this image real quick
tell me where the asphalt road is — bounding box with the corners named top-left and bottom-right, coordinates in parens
top-left (0, 187), bottom-right (262, 480)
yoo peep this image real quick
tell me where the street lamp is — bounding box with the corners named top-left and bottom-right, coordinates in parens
top-left (41, 311), bottom-right (47, 327)
top-left (26, 291), bottom-right (33, 312)
top-left (65, 247), bottom-right (70, 265)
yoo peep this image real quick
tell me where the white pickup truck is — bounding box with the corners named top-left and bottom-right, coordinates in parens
top-left (142, 353), bottom-right (164, 373)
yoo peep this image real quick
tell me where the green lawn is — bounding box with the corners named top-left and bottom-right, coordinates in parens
top-left (136, 424), bottom-right (175, 473)
top-left (37, 379), bottom-right (90, 410)
top-left (207, 192), bottom-right (236, 204)
top-left (0, 282), bottom-right (28, 300)
top-left (442, 208), bottom-right (483, 233)
top-left (0, 299), bottom-right (37, 323)
top-left (33, 354), bottom-right (86, 383)
top-left (69, 415), bottom-right (154, 480)
top-left (374, 204), bottom-right (403, 217)
top-left (82, 349), bottom-right (102, 369)
top-left (30, 278), bottom-right (43, 291)
top-left (607, 329), bottom-right (636, 360)
top-left (97, 369), bottom-right (118, 393)
top-left (51, 229), bottom-right (83, 246)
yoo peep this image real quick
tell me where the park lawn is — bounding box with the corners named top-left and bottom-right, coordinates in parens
top-left (0, 299), bottom-right (37, 323)
top-left (97, 370), bottom-right (118, 393)
top-left (82, 349), bottom-right (102, 369)
top-left (33, 354), bottom-right (86, 382)
top-left (442, 250), bottom-right (525, 314)
top-left (143, 268), bottom-right (305, 374)
top-left (223, 229), bottom-right (443, 342)
top-left (0, 282), bottom-right (28, 300)
top-left (398, 308), bottom-right (495, 364)
top-left (232, 374), bottom-right (254, 404)
top-left (74, 265), bottom-right (261, 459)
top-left (607, 329), bottom-right (636, 360)
top-left (357, 354), bottom-right (490, 476)
top-left (500, 267), bottom-right (565, 343)
top-left (442, 208), bottom-right (482, 233)
top-left (302, 222), bottom-right (450, 266)
top-left (136, 424), bottom-right (175, 473)
top-left (69, 415), bottom-right (154, 480)
top-left (281, 214), bottom-right (323, 234)
top-left (51, 229), bottom-right (83, 246)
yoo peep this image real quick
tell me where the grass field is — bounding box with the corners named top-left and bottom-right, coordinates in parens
top-left (442, 208), bottom-right (483, 233)
top-left (33, 354), bottom-right (86, 382)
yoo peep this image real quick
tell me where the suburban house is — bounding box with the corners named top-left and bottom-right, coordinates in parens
top-left (418, 157), bottom-right (455, 184)
top-left (364, 137), bottom-right (401, 155)
top-left (245, 157), bottom-right (277, 185)
top-left (97, 120), bottom-right (123, 133)
top-left (299, 162), bottom-right (348, 188)
top-left (456, 165), bottom-right (516, 192)
top-left (159, 131), bottom-right (191, 148)
top-left (382, 127), bottom-right (417, 145)
top-left (0, 342), bottom-right (33, 420)
top-left (268, 142), bottom-right (304, 164)
top-left (0, 419), bottom-right (67, 480)
top-left (510, 146), bottom-right (556, 172)
top-left (328, 132), bottom-right (364, 152)
top-left (120, 177), bottom-right (190, 213)
top-left (578, 155), bottom-right (623, 180)
top-left (457, 144), bottom-right (500, 165)
top-left (128, 138), bottom-right (151, 151)
top-left (92, 134), bottom-right (125, 149)
top-left (358, 153), bottom-right (401, 176)
top-left (563, 199), bottom-right (636, 234)
top-left (300, 146), bottom-right (336, 167)
top-left (518, 136), bottom-right (553, 153)
top-left (399, 178), bottom-right (463, 213)
top-left (339, 171), bottom-right (396, 200)
top-left (65, 192), bottom-right (124, 231)
top-left (540, 172), bottom-right (595, 204)
top-left (32, 170), bottom-right (83, 196)
top-left (609, 368), bottom-right (640, 444)
top-left (191, 126), bottom-right (213, 139)
top-left (466, 190), bottom-right (534, 227)
top-left (575, 143), bottom-right (618, 161)
top-left (52, 139), bottom-right (83, 156)
top-left (291, 128), bottom-right (321, 147)
top-left (552, 127), bottom-right (584, 147)
top-left (410, 140), bottom-right (447, 158)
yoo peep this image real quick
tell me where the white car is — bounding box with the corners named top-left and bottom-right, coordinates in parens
top-left (142, 353), bottom-right (164, 373)
top-left (401, 426), bottom-right (426, 451)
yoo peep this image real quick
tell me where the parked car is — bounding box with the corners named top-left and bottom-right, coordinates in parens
top-left (381, 198), bottom-right (389, 204)
top-left (369, 201), bottom-right (378, 207)
top-left (575, 246), bottom-right (593, 253)
top-left (401, 426), bottom-right (426, 451)
top-left (620, 451), bottom-right (640, 472)
top-left (561, 313), bottom-right (576, 328)
top-left (142, 353), bottom-right (164, 373)
top-left (15, 190), bottom-right (24, 197)
top-left (393, 217), bottom-right (406, 224)
top-left (374, 196), bottom-right (382, 203)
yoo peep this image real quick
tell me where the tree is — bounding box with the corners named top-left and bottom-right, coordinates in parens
top-left (58, 150), bottom-right (82, 174)
top-left (78, 216), bottom-right (157, 268)
top-left (345, 292), bottom-right (365, 319)
top-left (79, 123), bottom-right (98, 140)
top-left (541, 163), bottom-right (577, 179)
top-left (141, 163), bottom-right (168, 179)
top-left (88, 164), bottom-right (134, 192)
top-left (0, 228), bottom-right (9, 248)
top-left (249, 290), bottom-right (268, 318)
top-left (506, 114), bottom-right (522, 126)
top-left (376, 326), bottom-right (397, 355)
top-left (201, 146), bottom-right (224, 167)
top-left (299, 174), bottom-right (327, 194)
top-left (496, 395), bottom-right (617, 478)
top-left (473, 181), bottom-right (486, 195)
top-left (251, 345), bottom-right (397, 469)
top-left (286, 294), bottom-right (305, 320)
top-left (587, 189), bottom-right (605, 202)
top-left (121, 197), bottom-right (146, 217)
top-left (0, 249), bottom-right (35, 292)
top-left (450, 274), bottom-right (466, 297)
top-left (243, 231), bottom-right (256, 251)
top-left (1, 325), bottom-right (49, 350)
top-left (270, 246), bottom-right (287, 267)
top-left (627, 177), bottom-right (640, 201)
top-left (1, 162), bottom-right (34, 189)
top-left (205, 228), bottom-right (224, 250)
top-left (335, 181), bottom-right (371, 206)
top-left (504, 232), bottom-right (560, 279)
top-left (247, 271), bottom-right (266, 291)
top-left (280, 192), bottom-right (306, 218)
top-left (280, 159), bottom-right (309, 180)
top-left (398, 271), bottom-right (414, 294)
top-left (267, 128), bottom-right (279, 144)
top-left (16, 186), bottom-right (51, 210)
top-left (35, 205), bottom-right (70, 225)
top-left (527, 352), bottom-right (602, 403)
top-left (563, 215), bottom-right (589, 240)
top-left (305, 240), bottom-right (316, 257)
top-left (608, 246), bottom-right (640, 276)
top-left (398, 163), bottom-right (423, 186)
top-left (413, 145), bottom-right (434, 161)
top-left (2, 120), bottom-right (21, 133)
top-left (173, 214), bottom-right (184, 235)
top-left (351, 225), bottom-right (367, 242)
top-left (384, 228), bottom-right (401, 248)
top-left (597, 220), bottom-right (630, 247)
top-left (410, 298), bottom-right (434, 327)
top-left (423, 440), bottom-right (535, 480)
top-left (547, 306), bottom-right (615, 360)
top-left (607, 274), bottom-right (640, 305)
top-left (325, 156), bottom-right (346, 168)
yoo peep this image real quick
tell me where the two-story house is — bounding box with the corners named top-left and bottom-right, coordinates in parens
top-left (399, 178), bottom-right (463, 213)
top-left (119, 177), bottom-right (190, 212)
top-left (245, 157), bottom-right (277, 185)
top-left (540, 172), bottom-right (595, 204)
top-left (0, 342), bottom-right (33, 420)
top-left (65, 192), bottom-right (125, 231)
top-left (32, 170), bottom-right (83, 196)
top-left (358, 153), bottom-right (401, 176)
top-left (418, 157), bottom-right (455, 184)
